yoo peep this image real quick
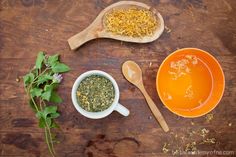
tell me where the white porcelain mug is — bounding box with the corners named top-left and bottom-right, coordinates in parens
top-left (71, 70), bottom-right (130, 119)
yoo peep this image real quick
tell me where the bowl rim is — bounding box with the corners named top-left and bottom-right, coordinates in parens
top-left (156, 47), bottom-right (225, 118)
top-left (71, 70), bottom-right (120, 119)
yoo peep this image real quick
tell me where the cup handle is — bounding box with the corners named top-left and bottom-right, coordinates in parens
top-left (114, 103), bottom-right (130, 116)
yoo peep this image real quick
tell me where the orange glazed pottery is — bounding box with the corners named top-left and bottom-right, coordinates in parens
top-left (156, 48), bottom-right (225, 117)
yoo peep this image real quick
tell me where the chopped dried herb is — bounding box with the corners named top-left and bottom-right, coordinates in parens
top-left (104, 7), bottom-right (159, 37)
top-left (161, 127), bottom-right (218, 155)
top-left (199, 138), bottom-right (216, 144)
top-left (200, 128), bottom-right (209, 138)
top-left (162, 143), bottom-right (170, 153)
top-left (205, 113), bottom-right (214, 123)
top-left (77, 75), bottom-right (115, 112)
top-left (185, 142), bottom-right (197, 152)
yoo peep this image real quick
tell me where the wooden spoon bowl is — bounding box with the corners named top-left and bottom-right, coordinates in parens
top-left (68, 1), bottom-right (164, 50)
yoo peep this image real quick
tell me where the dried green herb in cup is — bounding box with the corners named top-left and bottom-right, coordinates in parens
top-left (76, 75), bottom-right (115, 112)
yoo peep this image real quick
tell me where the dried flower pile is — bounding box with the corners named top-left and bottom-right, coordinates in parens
top-left (104, 7), bottom-right (159, 37)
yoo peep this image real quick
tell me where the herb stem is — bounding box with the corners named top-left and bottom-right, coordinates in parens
top-left (34, 68), bottom-right (49, 81)
top-left (30, 96), bottom-right (39, 112)
top-left (39, 99), bottom-right (43, 110)
top-left (47, 124), bottom-right (56, 154)
top-left (42, 99), bottom-right (56, 155)
top-left (45, 128), bottom-right (55, 157)
top-left (42, 100), bottom-right (46, 107)
top-left (45, 118), bottom-right (56, 154)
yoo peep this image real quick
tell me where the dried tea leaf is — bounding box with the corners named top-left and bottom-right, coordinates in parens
top-left (205, 113), bottom-right (214, 123)
top-left (77, 75), bottom-right (115, 112)
top-left (162, 143), bottom-right (170, 153)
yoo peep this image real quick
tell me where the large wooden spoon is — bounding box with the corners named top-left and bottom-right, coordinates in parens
top-left (122, 61), bottom-right (169, 132)
top-left (68, 1), bottom-right (164, 50)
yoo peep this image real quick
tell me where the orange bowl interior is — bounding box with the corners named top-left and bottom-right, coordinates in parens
top-left (156, 48), bottom-right (225, 117)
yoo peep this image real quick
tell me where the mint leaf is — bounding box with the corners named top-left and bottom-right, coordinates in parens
top-left (44, 106), bottom-right (57, 116)
top-left (51, 121), bottom-right (59, 128)
top-left (30, 88), bottom-right (43, 97)
top-left (41, 91), bottom-right (51, 101)
top-left (41, 84), bottom-right (54, 101)
top-left (39, 118), bottom-right (46, 128)
top-left (52, 63), bottom-right (70, 73)
top-left (37, 74), bottom-right (53, 86)
top-left (36, 51), bottom-right (45, 69)
top-left (36, 106), bottom-right (59, 120)
top-left (36, 111), bottom-right (43, 119)
top-left (50, 91), bottom-right (62, 103)
top-left (48, 54), bottom-right (59, 67)
top-left (50, 113), bottom-right (60, 118)
top-left (36, 106), bottom-right (58, 128)
top-left (23, 73), bottom-right (34, 87)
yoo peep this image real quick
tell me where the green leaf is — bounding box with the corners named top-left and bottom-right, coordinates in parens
top-left (48, 54), bottom-right (59, 67)
top-left (50, 92), bottom-right (62, 103)
top-left (39, 118), bottom-right (46, 128)
top-left (36, 106), bottom-right (58, 128)
top-left (44, 106), bottom-right (57, 116)
top-left (37, 105), bottom-right (58, 118)
top-left (51, 83), bottom-right (59, 89)
top-left (35, 51), bottom-right (45, 69)
top-left (23, 73), bottom-right (34, 87)
top-left (41, 84), bottom-right (54, 101)
top-left (51, 121), bottom-right (59, 128)
top-left (30, 88), bottom-right (43, 97)
top-left (37, 74), bottom-right (53, 86)
top-left (36, 111), bottom-right (43, 119)
top-left (50, 113), bottom-right (60, 119)
top-left (41, 91), bottom-right (51, 101)
top-left (52, 63), bottom-right (70, 73)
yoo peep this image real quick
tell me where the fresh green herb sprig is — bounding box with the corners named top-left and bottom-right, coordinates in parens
top-left (23, 51), bottom-right (70, 157)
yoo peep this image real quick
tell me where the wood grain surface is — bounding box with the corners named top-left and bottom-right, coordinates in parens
top-left (0, 0), bottom-right (236, 157)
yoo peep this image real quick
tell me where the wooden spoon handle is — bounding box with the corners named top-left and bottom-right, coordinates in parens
top-left (139, 85), bottom-right (169, 132)
top-left (68, 27), bottom-right (97, 50)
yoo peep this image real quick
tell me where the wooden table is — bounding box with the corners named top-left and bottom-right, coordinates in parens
top-left (1, 0), bottom-right (236, 156)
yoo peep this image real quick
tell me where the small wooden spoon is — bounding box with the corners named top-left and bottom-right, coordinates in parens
top-left (122, 61), bottom-right (169, 132)
top-left (68, 1), bottom-right (164, 50)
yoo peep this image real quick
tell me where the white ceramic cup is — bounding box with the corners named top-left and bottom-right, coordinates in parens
top-left (71, 70), bottom-right (130, 119)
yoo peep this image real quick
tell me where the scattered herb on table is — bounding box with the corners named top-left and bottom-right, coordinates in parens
top-left (162, 143), bottom-right (170, 153)
top-left (76, 75), bottom-right (115, 112)
top-left (162, 126), bottom-right (218, 155)
top-left (185, 141), bottom-right (197, 153)
top-left (205, 113), bottom-right (214, 123)
top-left (23, 51), bottom-right (70, 157)
top-left (104, 7), bottom-right (159, 37)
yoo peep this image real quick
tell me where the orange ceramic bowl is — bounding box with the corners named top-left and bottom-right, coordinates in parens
top-left (156, 48), bottom-right (225, 117)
